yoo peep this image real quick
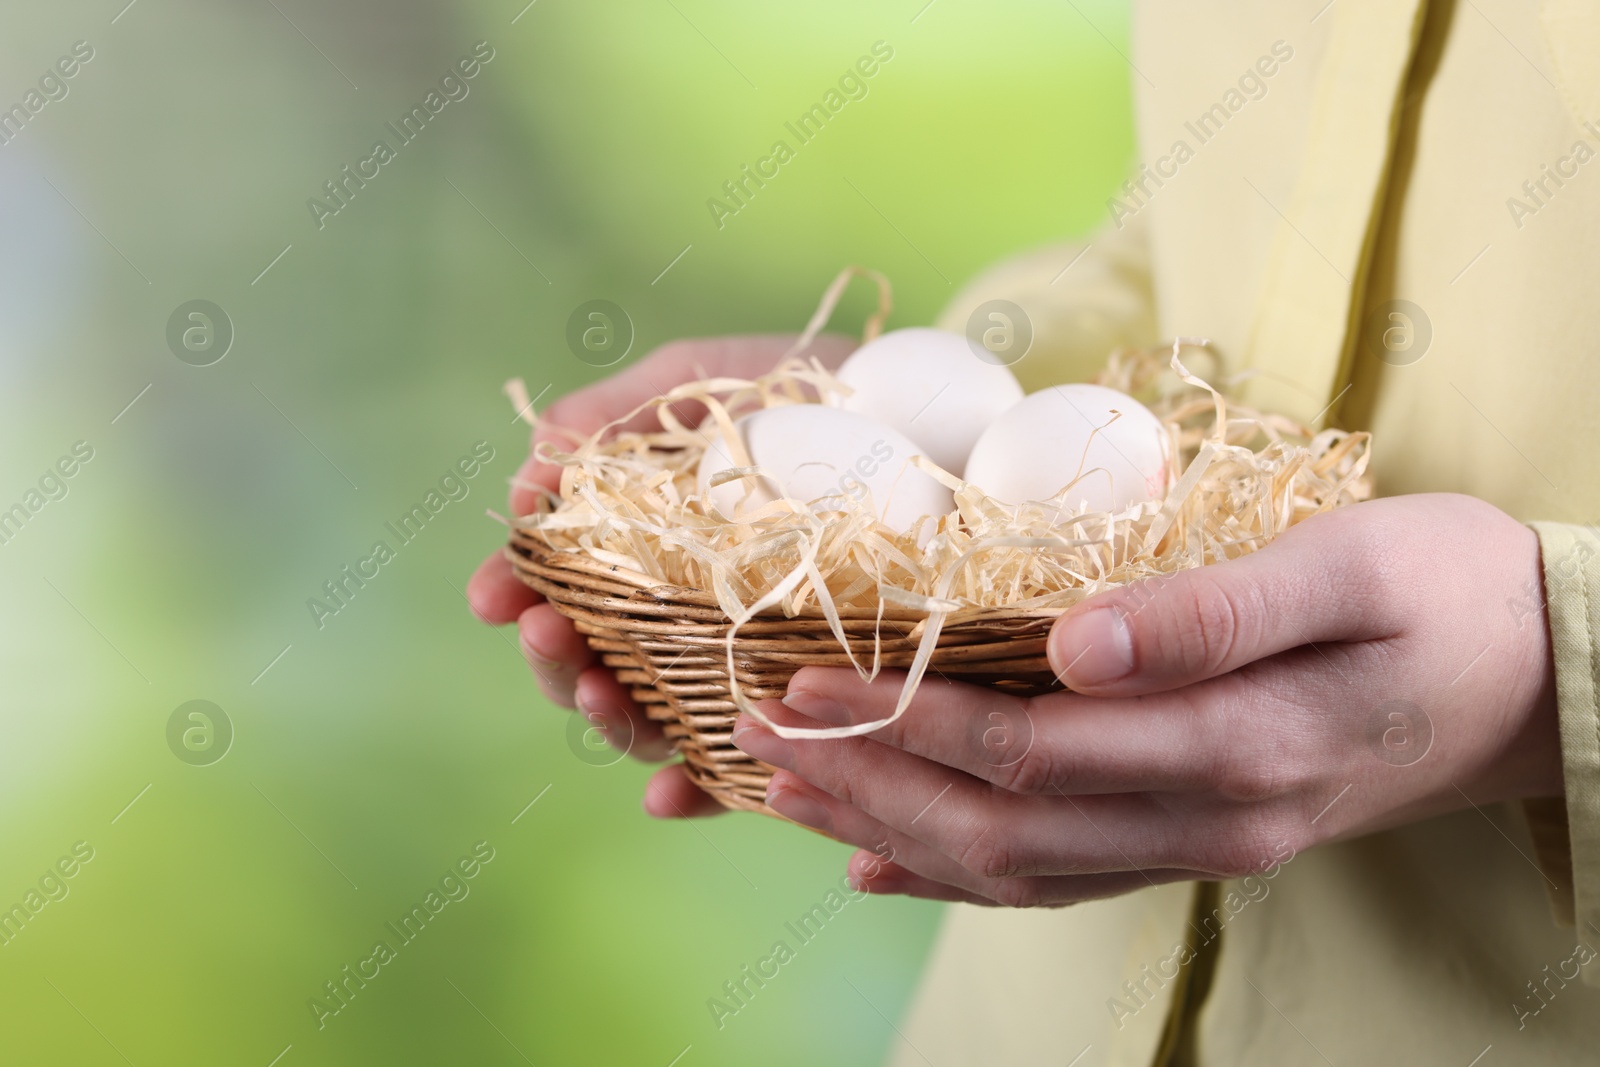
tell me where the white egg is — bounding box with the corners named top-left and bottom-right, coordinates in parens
top-left (696, 405), bottom-right (954, 538)
top-left (962, 384), bottom-right (1171, 512)
top-left (835, 327), bottom-right (1024, 476)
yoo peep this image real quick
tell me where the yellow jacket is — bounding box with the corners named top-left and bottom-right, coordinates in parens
top-left (901, 0), bottom-right (1600, 1063)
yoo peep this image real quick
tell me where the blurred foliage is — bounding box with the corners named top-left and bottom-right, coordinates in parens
top-left (0, 0), bottom-right (1131, 1063)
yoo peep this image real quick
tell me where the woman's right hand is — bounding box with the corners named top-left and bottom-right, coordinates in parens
top-left (466, 333), bottom-right (858, 818)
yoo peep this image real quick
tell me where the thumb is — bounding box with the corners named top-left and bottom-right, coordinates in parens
top-left (510, 440), bottom-right (569, 516)
top-left (1046, 508), bottom-right (1390, 696)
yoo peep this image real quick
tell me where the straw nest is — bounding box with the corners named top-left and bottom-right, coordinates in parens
top-left (502, 268), bottom-right (1372, 817)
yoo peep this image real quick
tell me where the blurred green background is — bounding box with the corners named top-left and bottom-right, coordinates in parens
top-left (0, 1), bottom-right (1131, 1063)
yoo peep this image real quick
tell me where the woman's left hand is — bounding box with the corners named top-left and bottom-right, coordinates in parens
top-left (730, 493), bottom-right (1564, 907)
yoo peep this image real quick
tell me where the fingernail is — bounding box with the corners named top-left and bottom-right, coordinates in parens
top-left (850, 854), bottom-right (899, 893)
top-left (575, 689), bottom-right (600, 719)
top-left (1052, 606), bottom-right (1135, 687)
top-left (528, 657), bottom-right (563, 681)
top-left (781, 689), bottom-right (851, 725)
top-left (731, 723), bottom-right (795, 770)
top-left (641, 785), bottom-right (669, 819)
top-left (852, 869), bottom-right (897, 894)
top-left (521, 639), bottom-right (561, 673)
top-left (574, 693), bottom-right (620, 744)
top-left (767, 783), bottom-right (832, 832)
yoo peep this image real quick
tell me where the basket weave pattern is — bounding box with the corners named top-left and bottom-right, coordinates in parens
top-left (509, 530), bottom-right (1065, 815)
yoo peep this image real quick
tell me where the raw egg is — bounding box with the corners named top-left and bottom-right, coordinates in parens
top-left (696, 405), bottom-right (953, 538)
top-left (834, 327), bottom-right (1024, 476)
top-left (962, 384), bottom-right (1170, 512)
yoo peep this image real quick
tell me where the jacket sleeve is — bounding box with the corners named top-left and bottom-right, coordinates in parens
top-left (1528, 520), bottom-right (1600, 985)
top-left (934, 211), bottom-right (1159, 393)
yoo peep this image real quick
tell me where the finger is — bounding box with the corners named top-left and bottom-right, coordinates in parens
top-left (1047, 503), bottom-right (1394, 696)
top-left (643, 763), bottom-right (728, 819)
top-left (574, 666), bottom-right (675, 763)
top-left (735, 707), bottom-right (1187, 877)
top-left (765, 772), bottom-right (1189, 907)
top-left (467, 549), bottom-right (542, 625)
top-left (518, 602), bottom-right (591, 670)
top-left (778, 666), bottom-right (1220, 796)
top-left (519, 604), bottom-right (592, 707)
top-left (847, 851), bottom-right (1185, 909)
top-left (767, 771), bottom-right (1014, 899)
top-left (847, 852), bottom-right (995, 905)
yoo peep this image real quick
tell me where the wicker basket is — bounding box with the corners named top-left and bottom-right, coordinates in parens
top-left (508, 528), bottom-right (1067, 816)
top-left (501, 273), bottom-right (1372, 821)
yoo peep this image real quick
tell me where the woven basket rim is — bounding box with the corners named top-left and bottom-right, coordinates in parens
top-left (508, 532), bottom-right (1074, 631)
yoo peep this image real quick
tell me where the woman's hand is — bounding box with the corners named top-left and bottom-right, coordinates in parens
top-left (467, 333), bottom-right (857, 818)
top-left (730, 493), bottom-right (1564, 906)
